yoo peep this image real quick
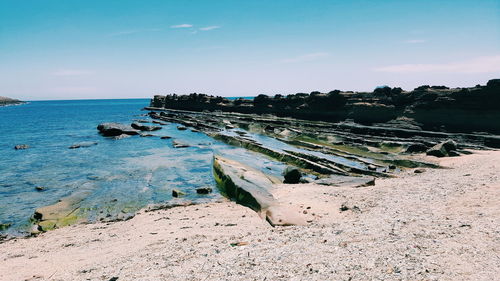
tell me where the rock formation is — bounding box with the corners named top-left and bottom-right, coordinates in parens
top-left (149, 79), bottom-right (500, 134)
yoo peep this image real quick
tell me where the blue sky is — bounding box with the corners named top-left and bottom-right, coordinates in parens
top-left (0, 0), bottom-right (499, 100)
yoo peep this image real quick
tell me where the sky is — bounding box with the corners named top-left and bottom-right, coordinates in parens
top-left (0, 0), bottom-right (499, 100)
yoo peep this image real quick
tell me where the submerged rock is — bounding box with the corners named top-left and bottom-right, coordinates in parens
top-left (172, 189), bottom-right (185, 197)
top-left (0, 223), bottom-right (11, 231)
top-left (282, 166), bottom-right (302, 184)
top-left (69, 142), bottom-right (98, 149)
top-left (97, 123), bottom-right (139, 136)
top-left (160, 136), bottom-right (172, 139)
top-left (14, 144), bottom-right (29, 150)
top-left (32, 191), bottom-right (89, 231)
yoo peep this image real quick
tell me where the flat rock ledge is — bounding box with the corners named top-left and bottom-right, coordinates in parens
top-left (213, 155), bottom-right (306, 226)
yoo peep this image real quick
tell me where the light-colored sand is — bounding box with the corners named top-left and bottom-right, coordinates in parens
top-left (1, 151), bottom-right (499, 281)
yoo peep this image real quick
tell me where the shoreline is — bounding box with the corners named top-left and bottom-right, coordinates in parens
top-left (1, 150), bottom-right (498, 280)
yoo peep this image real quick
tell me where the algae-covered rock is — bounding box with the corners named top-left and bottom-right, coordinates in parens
top-left (32, 191), bottom-right (88, 231)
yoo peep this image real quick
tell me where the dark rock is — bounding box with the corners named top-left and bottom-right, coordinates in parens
top-left (405, 143), bottom-right (428, 153)
top-left (152, 120), bottom-right (168, 125)
top-left (172, 189), bottom-right (185, 198)
top-left (367, 164), bottom-right (377, 171)
top-left (35, 186), bottom-right (47, 191)
top-left (14, 144), bottom-right (29, 150)
top-left (97, 123), bottom-right (139, 136)
top-left (177, 126), bottom-right (187, 131)
top-left (0, 223), bottom-right (11, 231)
top-left (131, 122), bottom-right (161, 131)
top-left (160, 136), bottom-right (172, 139)
top-left (414, 168), bottom-right (426, 173)
top-left (172, 141), bottom-right (190, 148)
top-left (139, 133), bottom-right (154, 137)
top-left (282, 166), bottom-right (302, 184)
top-left (196, 187), bottom-right (213, 194)
top-left (69, 142), bottom-right (98, 149)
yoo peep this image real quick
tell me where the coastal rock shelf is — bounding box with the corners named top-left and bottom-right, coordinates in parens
top-left (150, 79), bottom-right (500, 134)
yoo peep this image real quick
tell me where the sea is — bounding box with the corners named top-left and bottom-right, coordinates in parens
top-left (0, 99), bottom-right (286, 236)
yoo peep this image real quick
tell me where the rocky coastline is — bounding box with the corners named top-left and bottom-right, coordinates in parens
top-left (151, 79), bottom-right (500, 134)
top-left (0, 96), bottom-right (24, 106)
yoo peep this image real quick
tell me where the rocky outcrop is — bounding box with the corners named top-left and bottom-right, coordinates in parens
top-left (97, 123), bottom-right (139, 136)
top-left (213, 156), bottom-right (306, 226)
top-left (150, 79), bottom-right (500, 134)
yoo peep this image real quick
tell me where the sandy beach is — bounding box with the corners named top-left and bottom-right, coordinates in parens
top-left (1, 150), bottom-right (498, 280)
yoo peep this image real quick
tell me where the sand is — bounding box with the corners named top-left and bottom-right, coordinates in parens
top-left (1, 150), bottom-right (499, 281)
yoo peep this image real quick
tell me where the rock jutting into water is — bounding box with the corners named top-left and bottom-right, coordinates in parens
top-left (0, 96), bottom-right (24, 106)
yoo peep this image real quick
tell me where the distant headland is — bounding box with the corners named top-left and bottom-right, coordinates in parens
top-left (0, 96), bottom-right (24, 106)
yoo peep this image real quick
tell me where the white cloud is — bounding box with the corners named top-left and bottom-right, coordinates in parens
top-left (281, 52), bottom-right (330, 63)
top-left (170, 24), bottom-right (193, 29)
top-left (374, 55), bottom-right (500, 74)
top-left (199, 25), bottom-right (221, 31)
top-left (52, 70), bottom-right (93, 76)
top-left (404, 39), bottom-right (426, 44)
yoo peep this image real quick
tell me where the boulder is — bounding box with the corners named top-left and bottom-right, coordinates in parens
top-left (14, 144), bottom-right (29, 150)
top-left (426, 139), bottom-right (458, 157)
top-left (177, 126), bottom-right (187, 131)
top-left (282, 166), bottom-right (302, 184)
top-left (160, 136), bottom-right (172, 139)
top-left (196, 187), bottom-right (212, 194)
top-left (97, 123), bottom-right (139, 136)
top-left (131, 122), bottom-right (161, 131)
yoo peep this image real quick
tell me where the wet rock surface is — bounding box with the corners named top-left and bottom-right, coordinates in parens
top-left (14, 144), bottom-right (29, 150)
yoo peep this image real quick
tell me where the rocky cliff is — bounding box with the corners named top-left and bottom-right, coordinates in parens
top-left (150, 79), bottom-right (500, 134)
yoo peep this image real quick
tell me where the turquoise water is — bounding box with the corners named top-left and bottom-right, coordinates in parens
top-left (0, 99), bottom-right (285, 236)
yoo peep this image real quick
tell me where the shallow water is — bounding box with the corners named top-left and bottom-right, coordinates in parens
top-left (0, 99), bottom-right (286, 235)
